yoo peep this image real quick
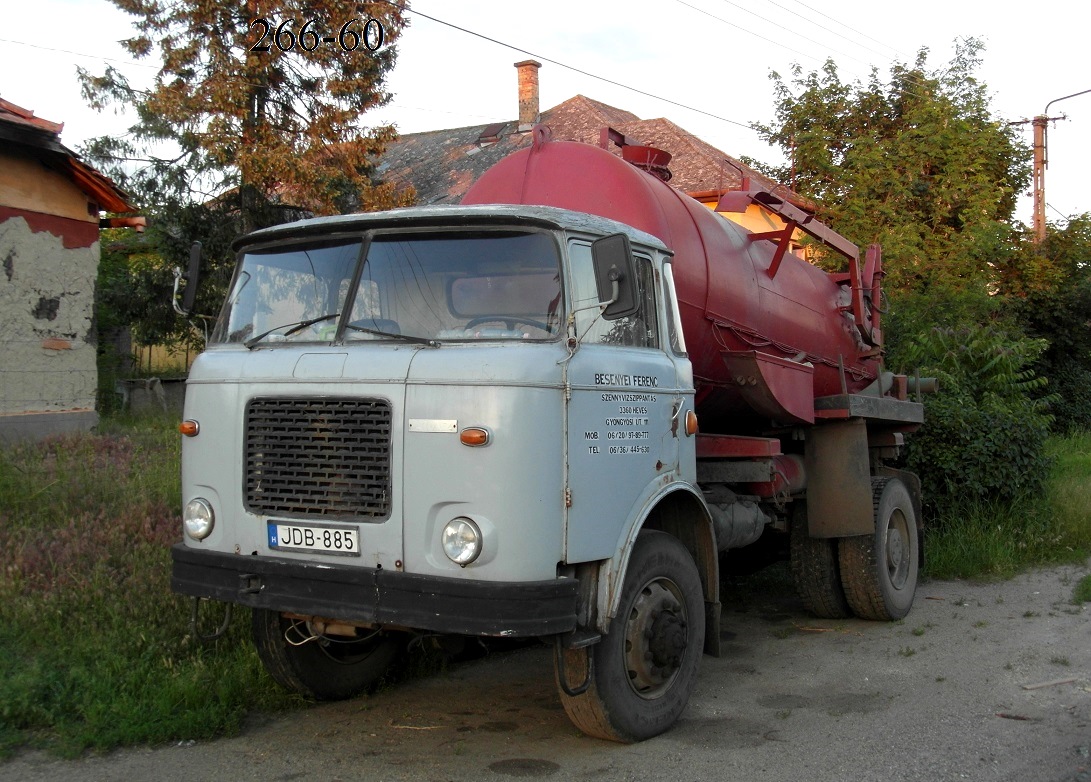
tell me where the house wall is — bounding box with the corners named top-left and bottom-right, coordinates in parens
top-left (0, 152), bottom-right (101, 443)
top-left (698, 199), bottom-right (808, 260)
top-left (0, 148), bottom-right (100, 224)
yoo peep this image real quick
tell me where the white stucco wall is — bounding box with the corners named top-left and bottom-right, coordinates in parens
top-left (0, 214), bottom-right (99, 418)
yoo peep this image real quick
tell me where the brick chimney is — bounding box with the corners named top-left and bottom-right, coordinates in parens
top-left (515, 60), bottom-right (541, 132)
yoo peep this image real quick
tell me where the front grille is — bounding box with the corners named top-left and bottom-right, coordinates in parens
top-left (245, 397), bottom-right (392, 519)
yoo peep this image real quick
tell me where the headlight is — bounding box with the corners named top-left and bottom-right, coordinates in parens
top-left (183, 498), bottom-right (215, 540)
top-left (441, 517), bottom-right (482, 566)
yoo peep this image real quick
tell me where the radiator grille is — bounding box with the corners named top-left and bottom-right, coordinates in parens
top-left (245, 397), bottom-right (392, 519)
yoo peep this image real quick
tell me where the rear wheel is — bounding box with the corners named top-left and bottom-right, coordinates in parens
top-left (789, 503), bottom-right (852, 619)
top-left (556, 531), bottom-right (704, 742)
top-left (252, 610), bottom-right (400, 700)
top-left (838, 478), bottom-right (919, 620)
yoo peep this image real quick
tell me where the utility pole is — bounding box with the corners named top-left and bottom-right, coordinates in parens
top-left (1031, 114), bottom-right (1061, 244)
top-left (1013, 88), bottom-right (1091, 245)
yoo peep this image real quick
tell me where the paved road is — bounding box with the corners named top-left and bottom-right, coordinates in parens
top-left (4, 564), bottom-right (1090, 782)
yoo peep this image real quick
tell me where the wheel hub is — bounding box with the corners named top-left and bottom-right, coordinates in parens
top-left (886, 530), bottom-right (904, 568)
top-left (885, 510), bottom-right (910, 588)
top-left (624, 579), bottom-right (688, 698)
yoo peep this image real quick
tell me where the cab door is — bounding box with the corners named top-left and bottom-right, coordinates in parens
top-left (563, 240), bottom-right (687, 563)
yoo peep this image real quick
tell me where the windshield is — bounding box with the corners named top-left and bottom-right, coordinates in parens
top-left (211, 229), bottom-right (563, 345)
top-left (212, 239), bottom-right (360, 345)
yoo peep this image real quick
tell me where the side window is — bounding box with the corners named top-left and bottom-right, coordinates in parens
top-left (662, 261), bottom-right (687, 356)
top-left (570, 241), bottom-right (659, 348)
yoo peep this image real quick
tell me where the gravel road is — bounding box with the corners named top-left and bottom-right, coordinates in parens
top-left (4, 563), bottom-right (1089, 782)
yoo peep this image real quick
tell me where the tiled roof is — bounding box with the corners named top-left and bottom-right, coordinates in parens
top-left (378, 123), bottom-right (527, 206)
top-left (0, 97), bottom-right (137, 213)
top-left (0, 97), bottom-right (64, 136)
top-left (379, 94), bottom-right (806, 209)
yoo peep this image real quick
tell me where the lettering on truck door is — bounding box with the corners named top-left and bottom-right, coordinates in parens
top-left (565, 243), bottom-right (681, 562)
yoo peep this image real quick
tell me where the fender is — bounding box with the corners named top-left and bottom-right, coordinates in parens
top-left (592, 481), bottom-right (719, 654)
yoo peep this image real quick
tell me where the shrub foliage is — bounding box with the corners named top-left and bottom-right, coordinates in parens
top-left (899, 325), bottom-right (1054, 510)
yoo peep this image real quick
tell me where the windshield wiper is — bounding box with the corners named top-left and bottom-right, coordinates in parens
top-left (245, 312), bottom-right (340, 349)
top-left (344, 323), bottom-right (440, 348)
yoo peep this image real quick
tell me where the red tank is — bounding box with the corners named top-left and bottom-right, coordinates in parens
top-left (463, 131), bottom-right (881, 430)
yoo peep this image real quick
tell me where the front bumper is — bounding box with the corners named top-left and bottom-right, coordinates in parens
top-left (171, 544), bottom-right (579, 637)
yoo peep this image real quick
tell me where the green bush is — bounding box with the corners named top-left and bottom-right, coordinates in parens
top-left (900, 325), bottom-right (1054, 511)
top-left (1038, 362), bottom-right (1091, 435)
top-left (883, 288), bottom-right (1015, 372)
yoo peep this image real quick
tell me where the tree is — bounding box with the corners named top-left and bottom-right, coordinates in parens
top-left (80, 0), bottom-right (414, 349)
top-left (750, 39), bottom-right (1031, 294)
top-left (1000, 214), bottom-right (1091, 432)
top-left (81, 0), bottom-right (410, 219)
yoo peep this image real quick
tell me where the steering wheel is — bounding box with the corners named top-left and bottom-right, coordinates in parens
top-left (464, 315), bottom-right (550, 332)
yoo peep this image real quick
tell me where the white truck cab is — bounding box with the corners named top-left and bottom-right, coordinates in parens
top-left (172, 205), bottom-right (714, 742)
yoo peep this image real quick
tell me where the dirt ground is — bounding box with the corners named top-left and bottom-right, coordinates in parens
top-left (3, 563), bottom-right (1090, 782)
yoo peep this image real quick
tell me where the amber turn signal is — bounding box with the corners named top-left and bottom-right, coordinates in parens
top-left (179, 420), bottom-right (200, 437)
top-left (459, 427), bottom-right (490, 447)
top-left (685, 410), bottom-right (699, 436)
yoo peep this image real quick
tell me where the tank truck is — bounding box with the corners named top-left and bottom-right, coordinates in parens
top-left (171, 127), bottom-right (927, 741)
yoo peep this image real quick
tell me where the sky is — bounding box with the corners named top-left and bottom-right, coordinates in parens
top-left (2, 0), bottom-right (1087, 226)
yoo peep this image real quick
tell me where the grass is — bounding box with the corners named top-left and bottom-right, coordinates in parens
top-left (0, 413), bottom-right (296, 758)
top-left (922, 432), bottom-right (1091, 581)
top-left (1075, 574), bottom-right (1091, 604)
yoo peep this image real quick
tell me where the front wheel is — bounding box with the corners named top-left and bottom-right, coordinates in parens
top-left (556, 531), bottom-right (705, 742)
top-left (252, 610), bottom-right (400, 700)
top-left (838, 477), bottom-right (919, 620)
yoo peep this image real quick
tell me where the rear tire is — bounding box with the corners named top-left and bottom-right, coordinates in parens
top-left (838, 478), bottom-right (919, 621)
top-left (252, 609), bottom-right (400, 700)
top-left (789, 503), bottom-right (852, 619)
top-left (556, 531), bottom-right (704, 742)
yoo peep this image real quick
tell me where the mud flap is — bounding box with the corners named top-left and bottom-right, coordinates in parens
top-left (804, 418), bottom-right (873, 538)
top-left (704, 599), bottom-right (721, 656)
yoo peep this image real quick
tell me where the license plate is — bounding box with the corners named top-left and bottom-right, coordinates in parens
top-left (268, 522), bottom-right (360, 557)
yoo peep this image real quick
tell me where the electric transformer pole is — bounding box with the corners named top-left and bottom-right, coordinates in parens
top-left (1031, 114), bottom-right (1061, 244)
top-left (1014, 88), bottom-right (1091, 245)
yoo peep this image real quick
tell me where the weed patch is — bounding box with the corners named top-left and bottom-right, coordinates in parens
top-left (923, 432), bottom-right (1091, 580)
top-left (1074, 574), bottom-right (1091, 605)
top-left (0, 419), bottom-right (295, 757)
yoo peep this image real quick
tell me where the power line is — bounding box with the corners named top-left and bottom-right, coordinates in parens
top-left (756, 0), bottom-right (902, 63)
top-left (774, 0), bottom-right (910, 61)
top-left (393, 3), bottom-right (756, 131)
top-left (673, 0), bottom-right (933, 105)
top-left (703, 0), bottom-right (875, 68)
top-left (673, 0), bottom-right (826, 67)
top-left (0, 37), bottom-right (159, 69)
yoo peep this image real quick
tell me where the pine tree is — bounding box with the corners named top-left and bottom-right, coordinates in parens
top-left (81, 1), bottom-right (413, 347)
top-left (81, 0), bottom-right (410, 221)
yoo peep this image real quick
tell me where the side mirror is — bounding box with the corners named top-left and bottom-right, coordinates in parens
top-left (181, 241), bottom-right (202, 314)
top-left (592, 233), bottom-right (639, 320)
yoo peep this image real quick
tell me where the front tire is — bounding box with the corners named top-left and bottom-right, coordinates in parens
top-left (556, 531), bottom-right (704, 742)
top-left (838, 478), bottom-right (919, 620)
top-left (252, 610), bottom-right (400, 700)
